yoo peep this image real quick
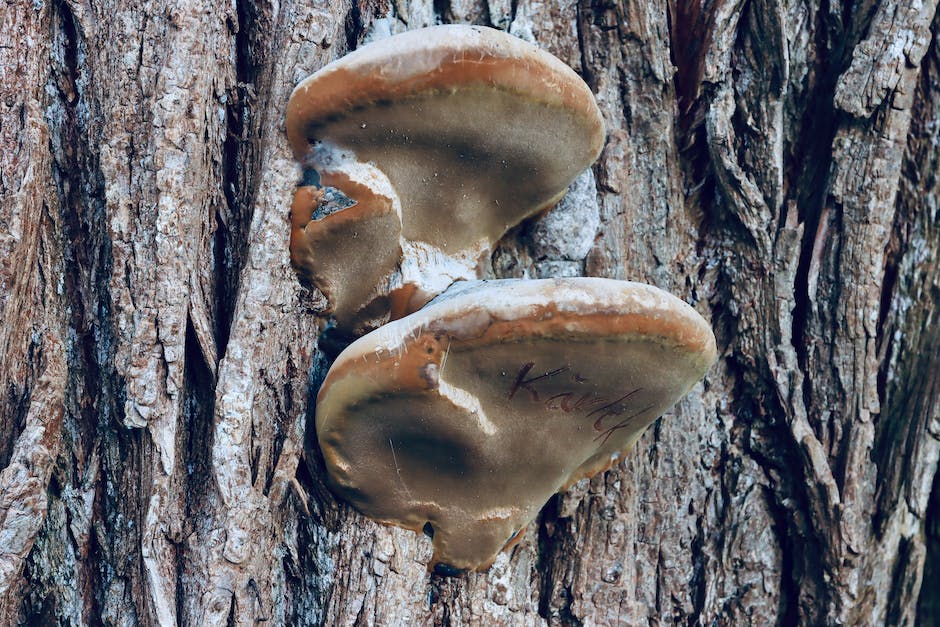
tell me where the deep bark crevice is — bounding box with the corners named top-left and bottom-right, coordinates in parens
top-left (670, 0), bottom-right (716, 243)
top-left (181, 314), bottom-right (216, 516)
top-left (0, 385), bottom-right (29, 473)
top-left (669, 0), bottom-right (719, 118)
top-left (764, 484), bottom-right (799, 626)
top-left (730, 347), bottom-right (827, 620)
top-left (917, 465), bottom-right (940, 625)
top-left (788, 0), bottom-right (844, 385)
top-left (299, 340), bottom-right (340, 511)
top-left (433, 0), bottom-right (451, 24)
top-left (535, 496), bottom-right (561, 621)
top-left (218, 0), bottom-right (274, 361)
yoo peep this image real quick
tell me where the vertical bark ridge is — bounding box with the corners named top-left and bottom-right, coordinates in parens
top-left (0, 1), bottom-right (68, 622)
top-left (190, 0), bottom-right (344, 623)
top-left (668, 3), bottom-right (933, 620)
top-left (38, 2), bottom-right (142, 621)
top-left (802, 0), bottom-right (936, 621)
top-left (659, 0), bottom-right (796, 623)
top-left (875, 10), bottom-right (940, 623)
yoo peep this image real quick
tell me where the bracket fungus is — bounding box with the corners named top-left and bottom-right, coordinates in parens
top-left (316, 278), bottom-right (717, 572)
top-left (287, 25), bottom-right (605, 332)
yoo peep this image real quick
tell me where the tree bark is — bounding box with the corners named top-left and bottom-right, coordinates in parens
top-left (1, 0), bottom-right (939, 624)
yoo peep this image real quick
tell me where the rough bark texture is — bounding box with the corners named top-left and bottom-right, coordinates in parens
top-left (1, 0), bottom-right (939, 624)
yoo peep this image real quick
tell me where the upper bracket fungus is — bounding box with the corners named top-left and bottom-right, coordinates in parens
top-left (316, 278), bottom-right (717, 572)
top-left (287, 25), bottom-right (605, 333)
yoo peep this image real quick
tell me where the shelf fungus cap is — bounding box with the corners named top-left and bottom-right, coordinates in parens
top-left (316, 278), bottom-right (717, 572)
top-left (287, 25), bottom-right (605, 332)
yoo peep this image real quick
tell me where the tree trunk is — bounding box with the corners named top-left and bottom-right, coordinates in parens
top-left (2, 0), bottom-right (939, 624)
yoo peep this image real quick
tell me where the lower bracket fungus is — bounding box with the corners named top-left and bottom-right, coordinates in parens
top-left (315, 278), bottom-right (717, 572)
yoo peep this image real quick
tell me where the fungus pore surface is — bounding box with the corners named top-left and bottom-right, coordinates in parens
top-left (287, 25), bottom-right (605, 332)
top-left (316, 278), bottom-right (717, 572)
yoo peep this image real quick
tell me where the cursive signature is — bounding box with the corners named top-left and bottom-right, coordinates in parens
top-left (507, 361), bottom-right (652, 445)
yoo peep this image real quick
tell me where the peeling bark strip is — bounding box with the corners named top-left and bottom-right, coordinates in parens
top-left (0, 0), bottom-right (939, 624)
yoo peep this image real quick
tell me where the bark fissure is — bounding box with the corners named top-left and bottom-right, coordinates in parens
top-left (217, 0), bottom-right (276, 364)
top-left (918, 466), bottom-right (940, 625)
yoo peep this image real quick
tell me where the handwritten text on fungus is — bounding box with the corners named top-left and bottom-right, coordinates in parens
top-left (507, 362), bottom-right (654, 444)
